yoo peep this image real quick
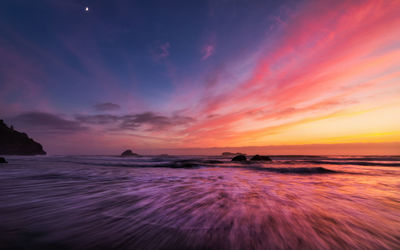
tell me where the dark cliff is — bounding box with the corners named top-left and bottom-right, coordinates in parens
top-left (0, 120), bottom-right (46, 155)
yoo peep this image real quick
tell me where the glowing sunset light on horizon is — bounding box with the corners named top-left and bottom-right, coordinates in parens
top-left (0, 0), bottom-right (399, 154)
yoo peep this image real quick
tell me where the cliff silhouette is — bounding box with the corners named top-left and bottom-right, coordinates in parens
top-left (0, 120), bottom-right (46, 155)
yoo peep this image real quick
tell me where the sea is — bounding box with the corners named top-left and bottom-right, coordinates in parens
top-left (0, 155), bottom-right (399, 249)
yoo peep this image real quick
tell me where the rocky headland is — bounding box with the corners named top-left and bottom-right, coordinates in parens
top-left (0, 120), bottom-right (46, 155)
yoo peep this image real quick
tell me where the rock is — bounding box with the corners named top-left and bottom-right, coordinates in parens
top-left (121, 149), bottom-right (139, 157)
top-left (223, 152), bottom-right (246, 156)
top-left (250, 155), bottom-right (272, 161)
top-left (0, 120), bottom-right (46, 155)
top-left (232, 154), bottom-right (247, 162)
top-left (0, 157), bottom-right (7, 163)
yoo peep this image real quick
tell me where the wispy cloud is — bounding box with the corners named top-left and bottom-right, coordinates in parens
top-left (93, 102), bottom-right (121, 111)
top-left (76, 112), bottom-right (195, 131)
top-left (75, 114), bottom-right (119, 125)
top-left (202, 44), bottom-right (215, 60)
top-left (120, 112), bottom-right (195, 131)
top-left (151, 42), bottom-right (171, 62)
top-left (9, 112), bottom-right (88, 134)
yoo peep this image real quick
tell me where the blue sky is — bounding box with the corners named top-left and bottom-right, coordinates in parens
top-left (1, 0), bottom-right (286, 112)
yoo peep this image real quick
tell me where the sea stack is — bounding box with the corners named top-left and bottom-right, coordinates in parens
top-left (250, 155), bottom-right (272, 161)
top-left (232, 154), bottom-right (247, 162)
top-left (121, 149), bottom-right (139, 157)
top-left (0, 120), bottom-right (46, 155)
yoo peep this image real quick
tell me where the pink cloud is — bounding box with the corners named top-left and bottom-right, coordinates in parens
top-left (202, 44), bottom-right (215, 60)
top-left (170, 0), bottom-right (400, 148)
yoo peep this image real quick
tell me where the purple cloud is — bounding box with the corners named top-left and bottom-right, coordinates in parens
top-left (151, 42), bottom-right (171, 62)
top-left (75, 114), bottom-right (119, 124)
top-left (76, 112), bottom-right (195, 131)
top-left (93, 102), bottom-right (121, 111)
top-left (202, 44), bottom-right (215, 60)
top-left (8, 112), bottom-right (88, 134)
top-left (120, 112), bottom-right (195, 131)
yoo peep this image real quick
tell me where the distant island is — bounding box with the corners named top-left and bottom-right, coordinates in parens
top-left (0, 120), bottom-right (46, 155)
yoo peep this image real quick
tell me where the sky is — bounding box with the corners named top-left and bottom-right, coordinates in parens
top-left (1, 0), bottom-right (400, 155)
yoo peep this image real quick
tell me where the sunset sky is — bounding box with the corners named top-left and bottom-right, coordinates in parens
top-left (1, 0), bottom-right (400, 155)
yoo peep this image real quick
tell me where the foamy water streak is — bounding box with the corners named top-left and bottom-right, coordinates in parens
top-left (0, 155), bottom-right (399, 249)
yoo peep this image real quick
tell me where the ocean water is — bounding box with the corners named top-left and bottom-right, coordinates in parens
top-left (0, 155), bottom-right (399, 249)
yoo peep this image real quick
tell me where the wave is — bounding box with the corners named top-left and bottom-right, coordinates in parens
top-left (312, 156), bottom-right (400, 162)
top-left (304, 160), bottom-right (400, 167)
top-left (241, 166), bottom-right (340, 174)
top-left (61, 160), bottom-right (343, 174)
top-left (53, 157), bottom-right (341, 174)
top-left (270, 156), bottom-right (400, 161)
top-left (57, 158), bottom-right (209, 169)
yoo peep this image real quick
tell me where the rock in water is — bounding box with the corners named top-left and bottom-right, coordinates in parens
top-left (250, 155), bottom-right (272, 161)
top-left (232, 154), bottom-right (247, 162)
top-left (0, 120), bottom-right (46, 155)
top-left (121, 149), bottom-right (139, 157)
top-left (223, 152), bottom-right (246, 156)
top-left (0, 157), bottom-right (7, 163)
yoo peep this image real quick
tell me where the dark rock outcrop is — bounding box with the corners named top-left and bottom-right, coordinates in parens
top-left (121, 149), bottom-right (139, 157)
top-left (0, 120), bottom-right (46, 155)
top-left (250, 155), bottom-right (272, 161)
top-left (0, 157), bottom-right (7, 163)
top-left (223, 152), bottom-right (246, 156)
top-left (232, 154), bottom-right (247, 162)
